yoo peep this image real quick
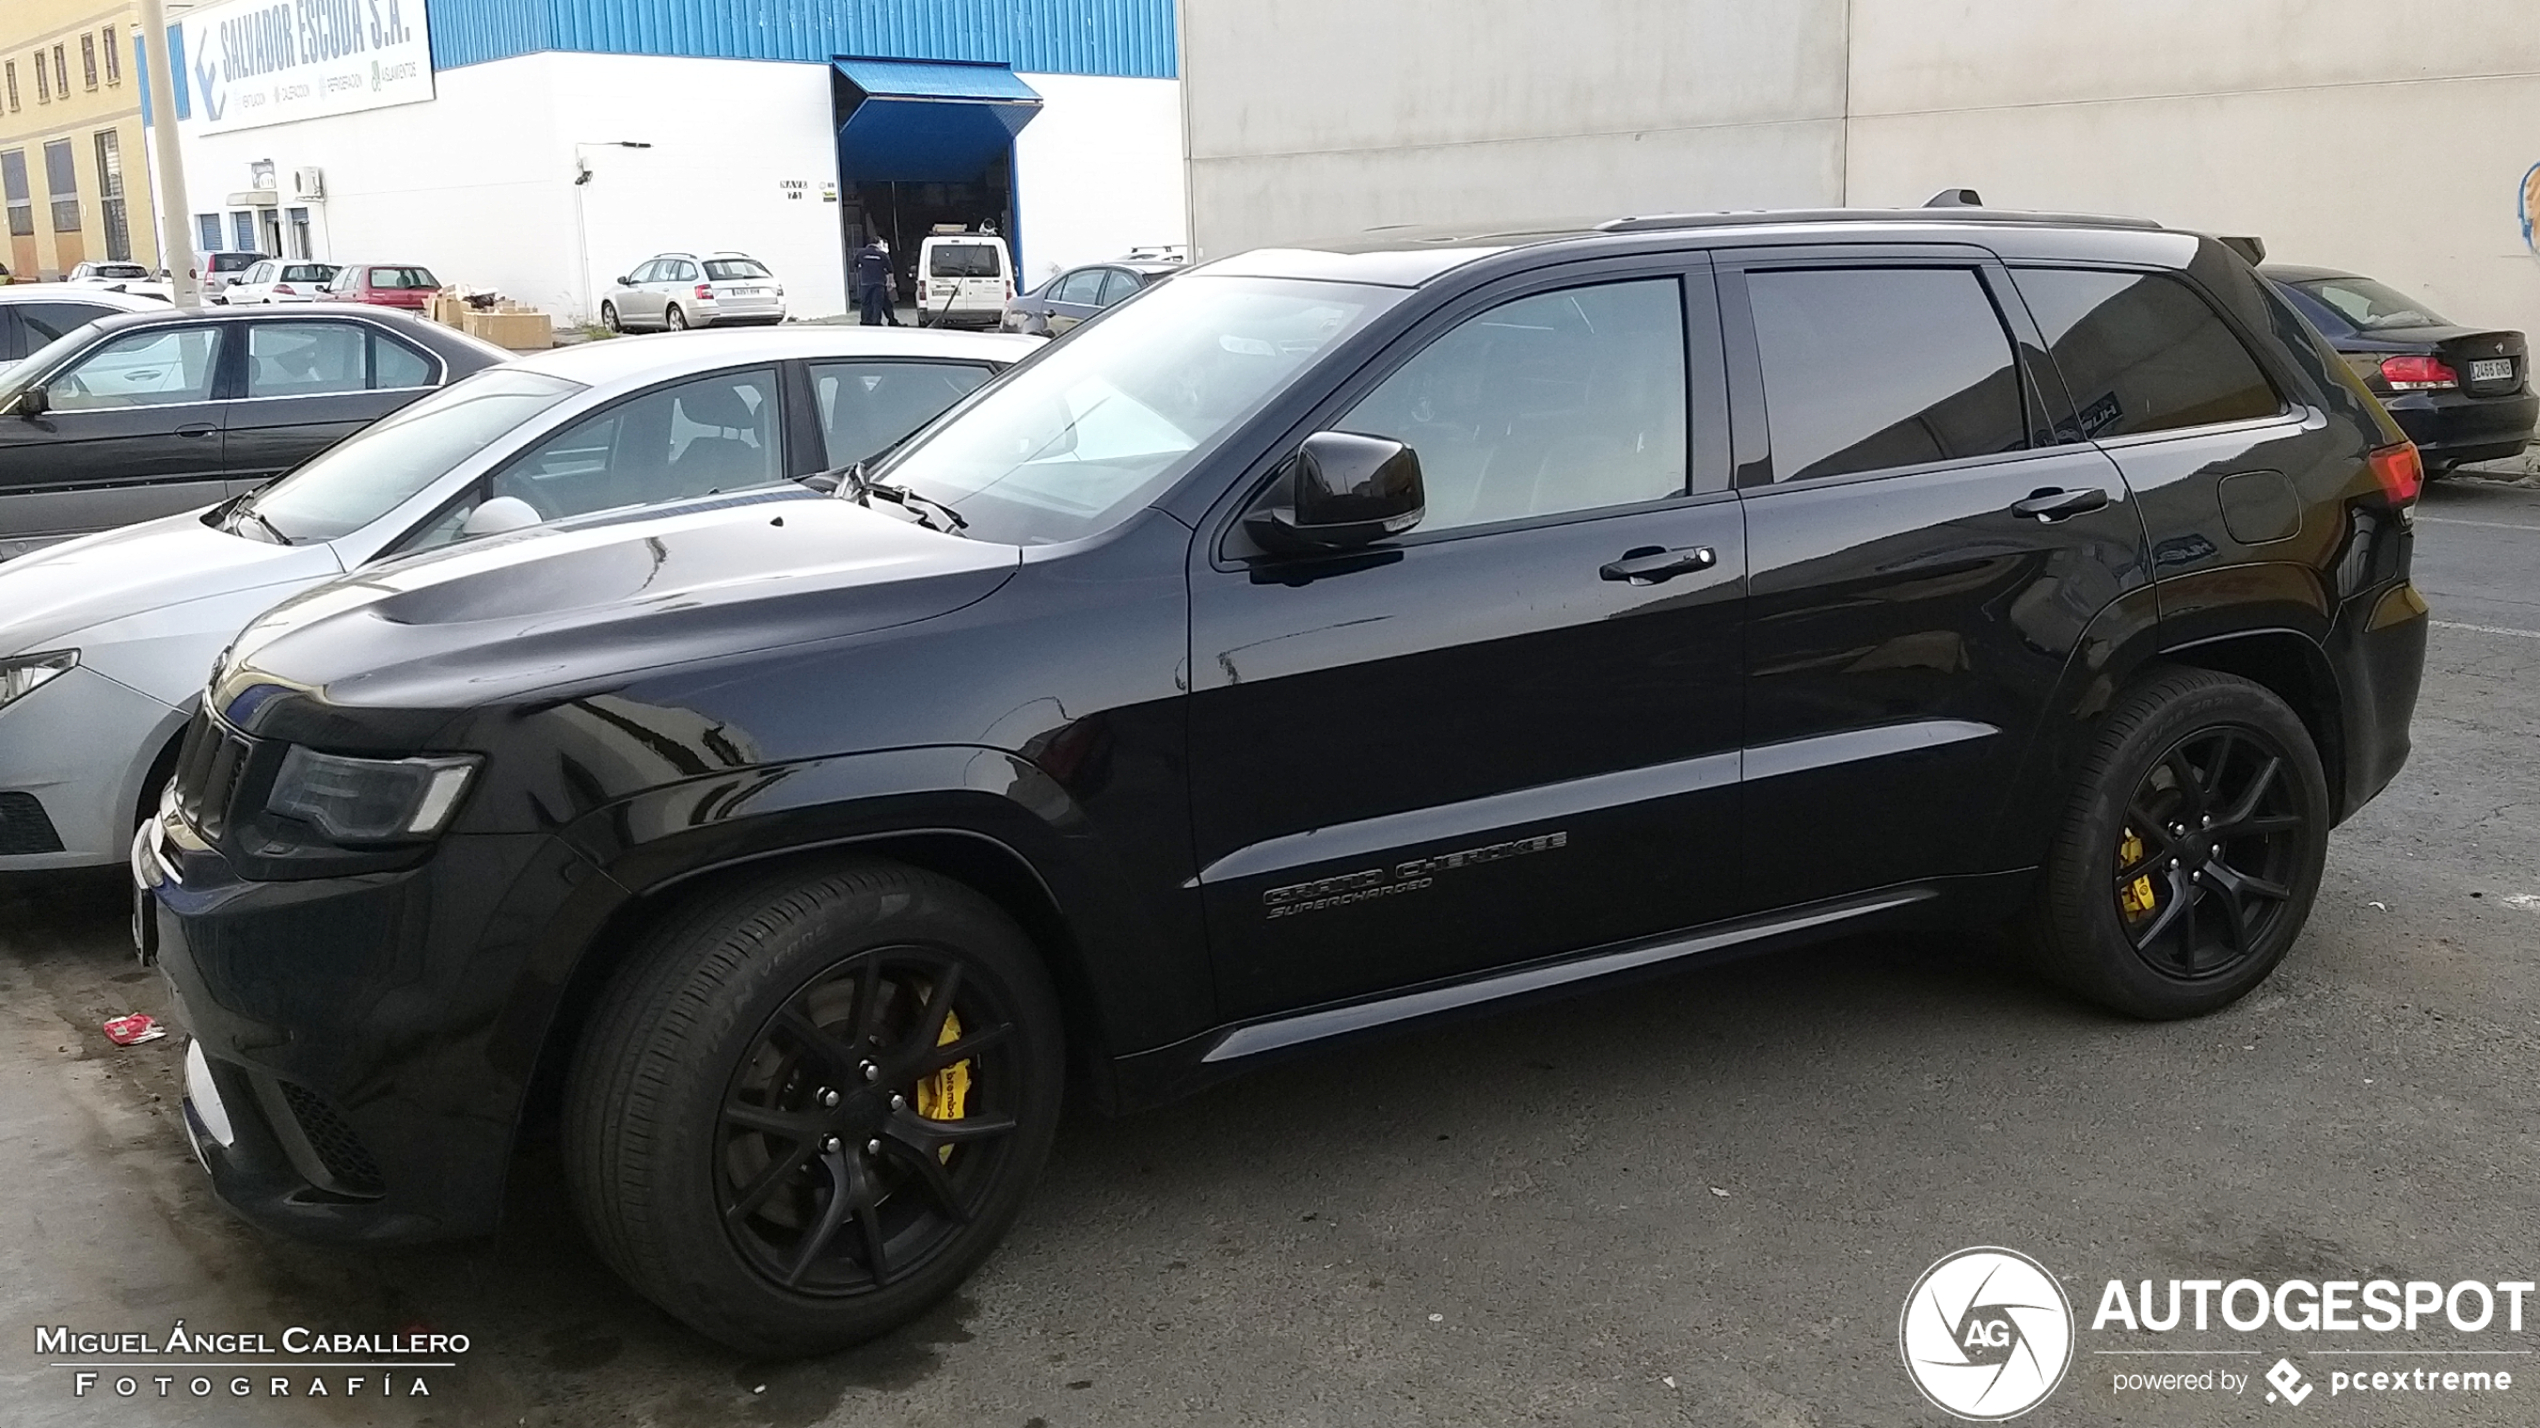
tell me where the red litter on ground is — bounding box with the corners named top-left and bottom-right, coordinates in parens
top-left (102, 1013), bottom-right (166, 1046)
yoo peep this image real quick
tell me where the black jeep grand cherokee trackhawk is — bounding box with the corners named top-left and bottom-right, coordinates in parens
top-left (138, 208), bottom-right (2427, 1354)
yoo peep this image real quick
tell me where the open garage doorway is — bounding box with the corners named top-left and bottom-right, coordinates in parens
top-left (832, 59), bottom-right (1041, 311)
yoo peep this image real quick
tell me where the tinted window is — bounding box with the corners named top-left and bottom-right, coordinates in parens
top-left (245, 322), bottom-right (367, 397)
top-left (211, 252), bottom-right (261, 273)
top-left (929, 244), bottom-right (1001, 278)
top-left (368, 266), bottom-right (438, 290)
top-left (372, 333), bottom-right (432, 388)
top-left (1051, 269), bottom-right (1103, 305)
top-left (1341, 278), bottom-right (1689, 531)
top-left (703, 258), bottom-right (771, 281)
top-left (283, 263), bottom-right (335, 284)
top-left (50, 326), bottom-right (220, 409)
top-left (2291, 276), bottom-right (2447, 332)
top-left (17, 300), bottom-right (117, 344)
top-left (1748, 267), bottom-right (2027, 483)
top-left (409, 369), bottom-right (783, 552)
top-left (812, 360), bottom-right (996, 467)
top-left (1095, 269), bottom-right (1142, 306)
top-left (2016, 268), bottom-right (2281, 439)
top-left (246, 369), bottom-right (581, 542)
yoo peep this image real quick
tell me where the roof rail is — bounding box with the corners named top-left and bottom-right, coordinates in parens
top-left (1594, 207), bottom-right (2164, 235)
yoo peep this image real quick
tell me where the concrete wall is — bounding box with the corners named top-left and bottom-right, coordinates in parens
top-left (1184, 0), bottom-right (2540, 342)
top-left (1844, 0), bottom-right (2540, 348)
top-left (1181, 0), bottom-right (1849, 255)
top-left (175, 54), bottom-right (1190, 322)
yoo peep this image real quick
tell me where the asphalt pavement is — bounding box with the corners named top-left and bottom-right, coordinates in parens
top-left (2, 475), bottom-right (2536, 1427)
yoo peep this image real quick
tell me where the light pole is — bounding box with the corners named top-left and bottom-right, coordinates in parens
top-left (571, 141), bottom-right (651, 323)
top-left (137, 0), bottom-right (198, 304)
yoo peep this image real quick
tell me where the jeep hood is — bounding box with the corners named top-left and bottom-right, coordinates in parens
top-left (217, 492), bottom-right (1018, 726)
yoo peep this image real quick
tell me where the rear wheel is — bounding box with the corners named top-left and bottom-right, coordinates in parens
top-left (566, 860), bottom-right (1064, 1356)
top-left (2025, 668), bottom-right (2329, 1018)
top-left (666, 304), bottom-right (690, 331)
top-left (599, 301), bottom-right (622, 333)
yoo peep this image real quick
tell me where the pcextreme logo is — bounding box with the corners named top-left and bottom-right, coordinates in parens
top-left (1900, 1248), bottom-right (2076, 1420)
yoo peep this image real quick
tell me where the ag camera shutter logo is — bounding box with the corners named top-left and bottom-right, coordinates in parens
top-left (1901, 1248), bottom-right (2075, 1420)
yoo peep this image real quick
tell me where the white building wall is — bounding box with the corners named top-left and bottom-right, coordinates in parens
top-left (1011, 73), bottom-right (1188, 285)
top-left (1181, 0), bottom-right (1851, 256)
top-left (1184, 0), bottom-right (2540, 346)
top-left (1844, 0), bottom-right (2540, 350)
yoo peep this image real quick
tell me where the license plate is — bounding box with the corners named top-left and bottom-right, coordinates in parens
top-left (2470, 358), bottom-right (2513, 384)
top-left (726, 287), bottom-right (763, 296)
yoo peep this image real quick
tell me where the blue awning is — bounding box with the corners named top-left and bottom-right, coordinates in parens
top-left (833, 58), bottom-right (1043, 184)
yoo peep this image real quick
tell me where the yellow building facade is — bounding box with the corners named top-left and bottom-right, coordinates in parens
top-left (1, 1), bottom-right (160, 281)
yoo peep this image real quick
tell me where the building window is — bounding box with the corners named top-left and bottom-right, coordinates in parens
top-left (95, 129), bottom-right (129, 261)
top-left (5, 60), bottom-right (16, 112)
top-left (286, 206), bottom-right (312, 259)
top-left (103, 28), bottom-right (121, 85)
top-left (230, 211), bottom-right (256, 251)
top-left (43, 138), bottom-right (79, 233)
top-left (34, 50), bottom-right (49, 102)
top-left (53, 45), bottom-right (68, 100)
top-left (195, 213), bottom-right (222, 253)
top-left (81, 34), bottom-right (98, 90)
top-left (2, 150), bottom-right (31, 237)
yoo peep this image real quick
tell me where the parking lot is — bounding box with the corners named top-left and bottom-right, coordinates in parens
top-left (1, 475), bottom-right (2535, 1428)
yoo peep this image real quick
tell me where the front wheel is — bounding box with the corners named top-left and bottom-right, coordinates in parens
top-left (566, 861), bottom-right (1064, 1356)
top-left (599, 301), bottom-right (622, 333)
top-left (2024, 668), bottom-right (2330, 1019)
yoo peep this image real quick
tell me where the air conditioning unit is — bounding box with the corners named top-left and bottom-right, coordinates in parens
top-left (292, 167), bottom-right (325, 200)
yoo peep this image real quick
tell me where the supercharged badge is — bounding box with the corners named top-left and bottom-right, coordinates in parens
top-left (1263, 832), bottom-right (1569, 918)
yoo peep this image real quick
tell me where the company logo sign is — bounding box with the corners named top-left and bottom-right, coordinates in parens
top-left (1901, 1248), bottom-right (2075, 1420)
top-left (180, 0), bottom-right (437, 137)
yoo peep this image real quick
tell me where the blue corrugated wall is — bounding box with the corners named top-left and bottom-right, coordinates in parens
top-left (429, 0), bottom-right (1176, 78)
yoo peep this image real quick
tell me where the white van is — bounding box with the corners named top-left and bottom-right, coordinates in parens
top-left (915, 232), bottom-right (1013, 329)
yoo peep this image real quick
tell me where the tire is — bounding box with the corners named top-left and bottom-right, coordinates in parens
top-left (599, 301), bottom-right (622, 333)
top-left (2023, 667), bottom-right (2330, 1019)
top-left (565, 859), bottom-right (1064, 1356)
top-left (665, 304), bottom-right (689, 331)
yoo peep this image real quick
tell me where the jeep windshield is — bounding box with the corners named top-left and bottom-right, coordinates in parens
top-left (876, 275), bottom-right (1401, 545)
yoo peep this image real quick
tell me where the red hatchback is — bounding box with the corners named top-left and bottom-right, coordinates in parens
top-left (329, 263), bottom-right (441, 310)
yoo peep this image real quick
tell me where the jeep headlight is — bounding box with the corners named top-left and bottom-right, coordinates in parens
top-left (265, 746), bottom-right (481, 843)
top-left (0, 649), bottom-right (77, 711)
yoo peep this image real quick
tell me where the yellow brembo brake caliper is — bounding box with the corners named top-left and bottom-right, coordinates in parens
top-left (2118, 830), bottom-right (2157, 920)
top-left (915, 1008), bottom-right (971, 1162)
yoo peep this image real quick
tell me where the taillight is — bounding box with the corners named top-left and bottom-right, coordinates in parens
top-left (2379, 355), bottom-right (2457, 391)
top-left (694, 283), bottom-right (712, 300)
top-left (2368, 442), bottom-right (2423, 505)
top-left (1003, 280), bottom-right (1013, 301)
top-left (275, 283), bottom-right (295, 296)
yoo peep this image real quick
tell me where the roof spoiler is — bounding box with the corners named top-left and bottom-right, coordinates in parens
top-left (2217, 235), bottom-right (2267, 265)
top-left (1924, 188), bottom-right (1984, 208)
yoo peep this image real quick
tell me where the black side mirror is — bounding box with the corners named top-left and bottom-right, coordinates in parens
top-left (613, 276), bottom-right (632, 287)
top-left (1246, 431), bottom-right (1424, 553)
top-left (9, 385), bottom-right (48, 418)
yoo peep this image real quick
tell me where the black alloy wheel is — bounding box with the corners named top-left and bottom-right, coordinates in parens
top-left (715, 946), bottom-right (1022, 1295)
top-left (566, 861), bottom-right (1063, 1355)
top-left (2111, 727), bottom-right (2307, 982)
top-left (2027, 667), bottom-right (2329, 1018)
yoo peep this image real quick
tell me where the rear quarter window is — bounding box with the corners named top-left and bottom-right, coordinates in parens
top-left (2014, 268), bottom-right (2283, 439)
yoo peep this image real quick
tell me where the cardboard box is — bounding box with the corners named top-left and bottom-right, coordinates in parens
top-left (461, 308), bottom-right (554, 350)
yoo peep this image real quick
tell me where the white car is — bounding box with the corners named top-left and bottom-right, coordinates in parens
top-left (600, 251), bottom-right (786, 331)
top-left (915, 233), bottom-right (1014, 329)
top-left (222, 260), bottom-right (342, 305)
top-left (0, 326), bottom-right (1030, 870)
top-left (64, 262), bottom-right (172, 303)
top-left (0, 285), bottom-right (167, 375)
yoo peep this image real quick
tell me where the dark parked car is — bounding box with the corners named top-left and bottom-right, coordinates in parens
top-left (0, 305), bottom-right (506, 560)
top-left (2266, 265), bottom-right (2534, 472)
top-left (1000, 256), bottom-right (1180, 336)
top-left (141, 209), bottom-right (2427, 1356)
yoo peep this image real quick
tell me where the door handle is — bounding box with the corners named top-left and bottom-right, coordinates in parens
top-left (173, 423), bottom-right (217, 439)
top-left (1600, 544), bottom-right (1717, 584)
top-left (2008, 486), bottom-right (2108, 522)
